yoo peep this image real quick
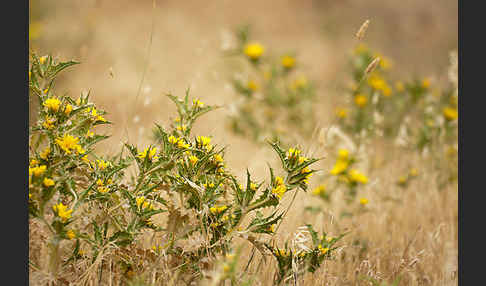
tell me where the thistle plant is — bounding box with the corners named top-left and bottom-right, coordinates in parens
top-left (224, 25), bottom-right (317, 145)
top-left (28, 53), bottom-right (345, 285)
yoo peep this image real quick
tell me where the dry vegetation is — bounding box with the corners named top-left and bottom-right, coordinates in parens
top-left (29, 1), bottom-right (457, 285)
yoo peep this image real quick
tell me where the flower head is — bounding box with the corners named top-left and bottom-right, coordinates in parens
top-left (137, 147), bottom-right (159, 161)
top-left (43, 97), bottom-right (61, 112)
top-left (359, 198), bottom-right (369, 205)
top-left (43, 177), bottom-right (55, 187)
top-left (244, 42), bottom-right (265, 60)
top-left (64, 104), bottom-right (73, 115)
top-left (55, 134), bottom-right (82, 155)
top-left (281, 55), bottom-right (296, 69)
top-left (348, 169), bottom-right (368, 184)
top-left (354, 94), bottom-right (368, 108)
top-left (52, 203), bottom-right (73, 222)
top-left (443, 107), bottom-right (458, 121)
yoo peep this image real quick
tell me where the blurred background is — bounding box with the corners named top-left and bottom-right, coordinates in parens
top-left (29, 0), bottom-right (457, 162)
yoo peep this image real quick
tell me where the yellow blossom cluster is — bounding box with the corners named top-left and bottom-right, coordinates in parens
top-left (52, 202), bottom-right (73, 222)
top-left (55, 134), bottom-right (85, 155)
top-left (210, 205), bottom-right (227, 215)
top-left (272, 176), bottom-right (287, 199)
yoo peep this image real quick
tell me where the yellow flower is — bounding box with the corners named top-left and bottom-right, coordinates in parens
top-left (86, 130), bottom-right (95, 138)
top-left (55, 134), bottom-right (81, 155)
top-left (136, 196), bottom-right (146, 209)
top-left (349, 169), bottom-right (368, 184)
top-left (330, 160), bottom-right (348, 175)
top-left (326, 236), bottom-right (333, 242)
top-left (39, 56), bottom-right (47, 64)
top-left (43, 177), bottom-right (55, 187)
top-left (250, 182), bottom-right (258, 191)
top-left (52, 203), bottom-right (73, 222)
top-left (66, 229), bottom-right (76, 240)
top-left (64, 104), bottom-right (73, 115)
top-left (338, 149), bottom-right (349, 160)
top-left (137, 147), bottom-right (159, 161)
top-left (443, 107), bottom-right (458, 121)
top-left (96, 179), bottom-right (104, 186)
top-left (196, 136), bottom-right (212, 151)
top-left (409, 168), bottom-right (418, 177)
top-left (189, 155), bottom-right (199, 165)
top-left (247, 80), bottom-right (259, 92)
top-left (87, 107), bottom-right (106, 122)
top-left (272, 176), bottom-right (287, 199)
top-left (244, 42), bottom-right (265, 60)
top-left (43, 97), bottom-right (61, 112)
top-left (281, 55), bottom-right (296, 69)
top-left (398, 176), bottom-right (407, 185)
top-left (422, 78), bottom-right (431, 88)
top-left (354, 94), bottom-right (367, 108)
top-left (96, 186), bottom-right (109, 193)
top-left (176, 125), bottom-right (187, 132)
top-left (40, 147), bottom-right (51, 160)
top-left (395, 81), bottom-right (405, 92)
top-left (287, 148), bottom-right (301, 158)
top-left (312, 185), bottom-right (326, 196)
top-left (96, 159), bottom-right (109, 170)
top-left (42, 117), bottom-right (56, 129)
top-left (31, 165), bottom-right (47, 177)
top-left (193, 99), bottom-right (204, 108)
top-left (318, 244), bottom-right (329, 255)
top-left (336, 108), bottom-right (348, 119)
top-left (298, 155), bottom-right (308, 164)
top-left (301, 167), bottom-right (313, 184)
top-left (210, 205), bottom-right (227, 215)
top-left (267, 224), bottom-right (276, 233)
top-left (30, 159), bottom-right (38, 167)
top-left (359, 198), bottom-right (369, 205)
top-left (213, 154), bottom-right (224, 163)
top-left (81, 155), bottom-right (90, 163)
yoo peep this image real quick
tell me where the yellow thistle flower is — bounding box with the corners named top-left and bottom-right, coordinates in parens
top-left (354, 94), bottom-right (367, 108)
top-left (96, 179), bottom-right (104, 186)
top-left (40, 147), bottom-right (51, 160)
top-left (136, 196), bottom-right (146, 209)
top-left (298, 155), bottom-right (308, 164)
top-left (210, 205), bottom-right (227, 215)
top-left (81, 155), bottom-right (90, 163)
top-left (52, 203), bottom-right (73, 222)
top-left (39, 56), bottom-right (47, 64)
top-left (409, 168), bottom-right (418, 177)
top-left (96, 159), bottom-right (109, 170)
top-left (338, 149), bottom-right (349, 160)
top-left (64, 104), bottom-right (73, 115)
top-left (55, 134), bottom-right (81, 155)
top-left (43, 177), bottom-right (55, 187)
top-left (66, 229), bottom-right (76, 240)
top-left (398, 176), bottom-right (407, 185)
top-left (330, 160), bottom-right (349, 175)
top-left (30, 159), bottom-right (38, 167)
top-left (43, 97), bottom-right (61, 112)
top-left (137, 147), bottom-right (159, 161)
top-left (86, 130), bottom-right (95, 138)
top-left (272, 177), bottom-right (287, 199)
top-left (267, 224), bottom-right (276, 233)
top-left (42, 117), bottom-right (56, 130)
top-left (244, 42), bottom-right (264, 60)
top-left (176, 125), bottom-right (187, 132)
top-left (281, 55), bottom-right (296, 69)
top-left (349, 169), bottom-right (368, 184)
top-left (247, 80), bottom-right (259, 92)
top-left (193, 99), bottom-right (204, 107)
top-left (336, 107), bottom-right (348, 119)
top-left (422, 78), bottom-right (431, 88)
top-left (312, 185), bottom-right (326, 196)
top-left (250, 182), bottom-right (258, 191)
top-left (359, 198), bottom-right (369, 205)
top-left (189, 155), bottom-right (199, 165)
top-left (318, 244), bottom-right (329, 255)
top-left (443, 107), bottom-right (458, 121)
top-left (301, 167), bottom-right (313, 184)
top-left (213, 154), bottom-right (224, 163)
top-left (30, 165), bottom-right (47, 177)
top-left (287, 148), bottom-right (301, 158)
